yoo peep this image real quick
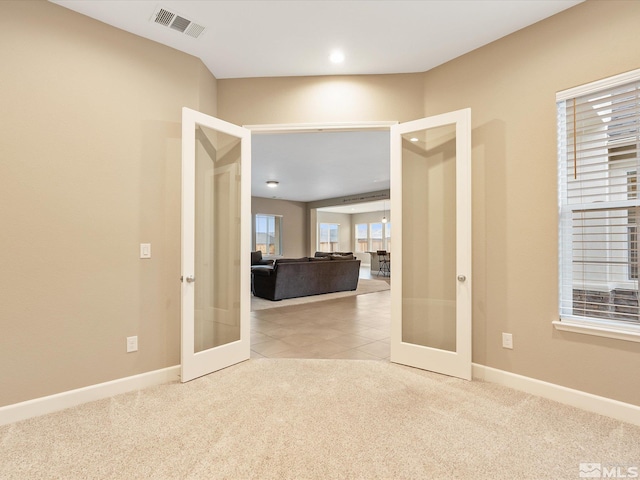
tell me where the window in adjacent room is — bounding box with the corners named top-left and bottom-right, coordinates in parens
top-left (254, 214), bottom-right (282, 256)
top-left (556, 68), bottom-right (640, 341)
top-left (370, 222), bottom-right (384, 252)
top-left (355, 222), bottom-right (392, 252)
top-left (355, 223), bottom-right (368, 252)
top-left (318, 223), bottom-right (339, 252)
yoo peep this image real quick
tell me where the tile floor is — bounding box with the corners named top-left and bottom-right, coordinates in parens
top-left (251, 268), bottom-right (391, 360)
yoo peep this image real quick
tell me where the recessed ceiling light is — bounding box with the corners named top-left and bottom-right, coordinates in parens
top-left (266, 180), bottom-right (279, 188)
top-left (329, 50), bottom-right (345, 64)
top-left (410, 137), bottom-right (419, 142)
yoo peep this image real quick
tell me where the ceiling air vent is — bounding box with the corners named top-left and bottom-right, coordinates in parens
top-left (151, 6), bottom-right (206, 39)
top-left (154, 8), bottom-right (174, 27)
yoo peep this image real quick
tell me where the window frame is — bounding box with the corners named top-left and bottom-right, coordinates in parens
top-left (355, 223), bottom-right (369, 253)
top-left (318, 222), bottom-right (340, 253)
top-left (354, 221), bottom-right (392, 253)
top-left (555, 68), bottom-right (640, 343)
top-left (370, 222), bottom-right (384, 252)
top-left (253, 213), bottom-right (283, 257)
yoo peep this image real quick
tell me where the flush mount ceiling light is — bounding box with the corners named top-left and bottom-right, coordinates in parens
top-left (266, 180), bottom-right (279, 188)
top-left (410, 137), bottom-right (419, 142)
top-left (329, 50), bottom-right (345, 64)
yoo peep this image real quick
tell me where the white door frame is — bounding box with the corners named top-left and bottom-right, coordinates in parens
top-left (389, 108), bottom-right (472, 380)
top-left (245, 122), bottom-right (397, 134)
top-left (246, 116), bottom-right (471, 381)
top-left (181, 107), bottom-right (251, 382)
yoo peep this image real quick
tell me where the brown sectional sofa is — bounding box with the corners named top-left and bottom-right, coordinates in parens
top-left (251, 253), bottom-right (360, 301)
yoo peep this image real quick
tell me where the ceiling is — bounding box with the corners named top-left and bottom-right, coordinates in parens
top-left (51, 0), bottom-right (582, 80)
top-left (252, 130), bottom-right (389, 202)
top-left (51, 0), bottom-right (582, 208)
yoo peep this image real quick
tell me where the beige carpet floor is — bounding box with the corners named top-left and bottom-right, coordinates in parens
top-left (252, 277), bottom-right (390, 311)
top-left (2, 359), bottom-right (640, 479)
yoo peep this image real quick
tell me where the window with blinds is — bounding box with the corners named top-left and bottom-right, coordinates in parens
top-left (558, 70), bottom-right (640, 332)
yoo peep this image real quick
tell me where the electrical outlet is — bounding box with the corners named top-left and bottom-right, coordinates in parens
top-left (502, 332), bottom-right (513, 349)
top-left (127, 336), bottom-right (138, 353)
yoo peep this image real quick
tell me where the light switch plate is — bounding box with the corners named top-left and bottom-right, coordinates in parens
top-left (127, 336), bottom-right (138, 353)
top-left (140, 243), bottom-right (151, 259)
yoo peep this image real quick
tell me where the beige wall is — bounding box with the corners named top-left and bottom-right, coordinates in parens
top-left (4, 0), bottom-right (640, 410)
top-left (251, 197), bottom-right (308, 258)
top-left (220, 0), bottom-right (640, 405)
top-left (421, 0), bottom-right (640, 404)
top-left (218, 74), bottom-right (425, 126)
top-left (0, 1), bottom-right (216, 406)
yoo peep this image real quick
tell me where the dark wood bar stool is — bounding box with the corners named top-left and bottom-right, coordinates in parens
top-left (376, 250), bottom-right (390, 277)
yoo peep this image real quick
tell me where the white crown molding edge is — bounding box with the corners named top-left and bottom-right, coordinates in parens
top-left (473, 363), bottom-right (640, 426)
top-left (0, 365), bottom-right (180, 427)
top-left (244, 121), bottom-right (398, 134)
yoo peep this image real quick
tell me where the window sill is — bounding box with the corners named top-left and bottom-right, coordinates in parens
top-left (553, 318), bottom-right (640, 343)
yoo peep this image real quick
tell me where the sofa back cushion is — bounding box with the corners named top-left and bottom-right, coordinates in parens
top-left (251, 251), bottom-right (263, 265)
top-left (330, 254), bottom-right (354, 260)
top-left (274, 257), bottom-right (309, 267)
top-left (314, 251), bottom-right (353, 258)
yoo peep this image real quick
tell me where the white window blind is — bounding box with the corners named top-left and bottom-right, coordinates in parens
top-left (558, 71), bottom-right (640, 333)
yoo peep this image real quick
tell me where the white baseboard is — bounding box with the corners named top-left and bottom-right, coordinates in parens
top-left (473, 363), bottom-right (640, 426)
top-left (4, 363), bottom-right (639, 428)
top-left (0, 365), bottom-right (180, 426)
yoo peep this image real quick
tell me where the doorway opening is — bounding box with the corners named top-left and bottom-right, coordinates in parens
top-left (181, 109), bottom-right (471, 382)
top-left (248, 122), bottom-right (395, 360)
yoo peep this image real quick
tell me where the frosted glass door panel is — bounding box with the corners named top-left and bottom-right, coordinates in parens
top-left (401, 124), bottom-right (457, 351)
top-left (194, 126), bottom-right (242, 353)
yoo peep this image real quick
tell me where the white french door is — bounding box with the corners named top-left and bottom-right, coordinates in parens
top-left (390, 109), bottom-right (472, 380)
top-left (181, 108), bottom-right (251, 382)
